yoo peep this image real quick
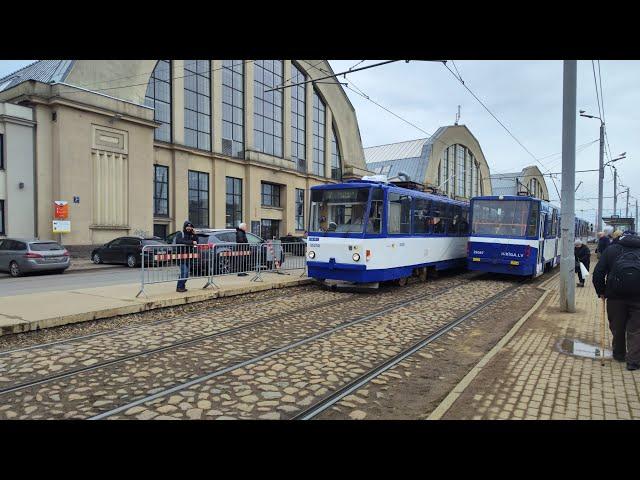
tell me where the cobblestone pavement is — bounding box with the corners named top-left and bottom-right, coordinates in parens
top-left (0, 272), bottom-right (477, 419)
top-left (103, 277), bottom-right (515, 420)
top-left (441, 270), bottom-right (640, 420)
top-left (318, 283), bottom-right (544, 420)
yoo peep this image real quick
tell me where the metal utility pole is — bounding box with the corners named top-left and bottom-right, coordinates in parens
top-left (560, 60), bottom-right (577, 313)
top-left (597, 122), bottom-right (605, 231)
top-left (636, 199), bottom-right (638, 227)
top-left (613, 167), bottom-right (618, 216)
top-left (626, 188), bottom-right (630, 218)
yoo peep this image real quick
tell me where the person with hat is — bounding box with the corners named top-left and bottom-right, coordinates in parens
top-left (175, 220), bottom-right (198, 292)
top-left (574, 239), bottom-right (591, 287)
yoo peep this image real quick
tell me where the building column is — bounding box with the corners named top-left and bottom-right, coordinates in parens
top-left (172, 60), bottom-right (185, 145)
top-left (244, 60), bottom-right (254, 152)
top-left (211, 59), bottom-right (223, 155)
top-left (324, 108), bottom-right (332, 179)
top-left (283, 60), bottom-right (292, 163)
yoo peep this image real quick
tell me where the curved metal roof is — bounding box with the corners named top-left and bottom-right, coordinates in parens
top-left (0, 60), bottom-right (75, 92)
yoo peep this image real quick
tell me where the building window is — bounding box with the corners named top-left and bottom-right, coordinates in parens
top-left (222, 60), bottom-right (244, 158)
top-left (153, 224), bottom-right (167, 240)
top-left (439, 147), bottom-right (452, 195)
top-left (153, 165), bottom-right (169, 217)
top-left (331, 127), bottom-right (342, 180)
top-left (0, 200), bottom-right (4, 235)
top-left (145, 60), bottom-right (172, 143)
top-left (456, 145), bottom-right (466, 197)
top-left (254, 60), bottom-right (283, 157)
top-left (295, 188), bottom-right (305, 231)
top-left (188, 170), bottom-right (209, 228)
top-left (261, 219), bottom-right (280, 240)
top-left (291, 63), bottom-right (306, 172)
top-left (226, 177), bottom-right (243, 228)
top-left (312, 89), bottom-right (326, 177)
top-left (184, 60), bottom-right (211, 151)
top-left (0, 134), bottom-right (4, 169)
top-left (261, 182), bottom-right (281, 207)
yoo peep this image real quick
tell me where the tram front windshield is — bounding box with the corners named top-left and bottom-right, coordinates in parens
top-left (471, 200), bottom-right (539, 238)
top-left (310, 188), bottom-right (371, 233)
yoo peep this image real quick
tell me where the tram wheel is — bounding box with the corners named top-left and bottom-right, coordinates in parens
top-left (396, 277), bottom-right (408, 287)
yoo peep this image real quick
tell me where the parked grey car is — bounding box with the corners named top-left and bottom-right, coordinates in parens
top-left (0, 238), bottom-right (71, 277)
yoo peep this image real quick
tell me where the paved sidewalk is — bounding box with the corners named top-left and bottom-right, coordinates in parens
top-left (0, 270), bottom-right (311, 337)
top-left (432, 269), bottom-right (640, 420)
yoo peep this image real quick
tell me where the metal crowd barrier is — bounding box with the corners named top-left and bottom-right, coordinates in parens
top-left (136, 241), bottom-right (307, 298)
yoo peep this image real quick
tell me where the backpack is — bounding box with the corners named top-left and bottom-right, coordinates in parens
top-left (609, 248), bottom-right (640, 296)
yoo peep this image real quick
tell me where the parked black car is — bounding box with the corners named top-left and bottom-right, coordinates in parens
top-left (91, 237), bottom-right (168, 267)
top-left (166, 228), bottom-right (285, 274)
top-left (279, 235), bottom-right (307, 255)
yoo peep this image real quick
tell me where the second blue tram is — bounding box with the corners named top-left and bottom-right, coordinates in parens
top-left (467, 195), bottom-right (591, 277)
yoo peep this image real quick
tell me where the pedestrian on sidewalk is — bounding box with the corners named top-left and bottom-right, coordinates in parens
top-left (574, 239), bottom-right (591, 287)
top-left (236, 222), bottom-right (249, 277)
top-left (597, 226), bottom-right (614, 258)
top-left (593, 231), bottom-right (640, 370)
top-left (611, 230), bottom-right (623, 245)
top-left (175, 221), bottom-right (198, 292)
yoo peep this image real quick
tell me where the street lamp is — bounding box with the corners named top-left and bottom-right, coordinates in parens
top-left (607, 153), bottom-right (626, 216)
top-left (580, 109), bottom-right (606, 230)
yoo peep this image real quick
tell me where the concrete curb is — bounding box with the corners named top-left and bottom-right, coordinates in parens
top-left (1, 277), bottom-right (314, 337)
top-left (426, 287), bottom-right (551, 420)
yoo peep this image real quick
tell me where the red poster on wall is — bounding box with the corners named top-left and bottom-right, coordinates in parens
top-left (54, 201), bottom-right (69, 220)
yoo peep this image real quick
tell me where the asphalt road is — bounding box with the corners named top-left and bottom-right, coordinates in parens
top-left (0, 267), bottom-right (141, 297)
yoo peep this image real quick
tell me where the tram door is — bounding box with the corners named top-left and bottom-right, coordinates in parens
top-left (537, 213), bottom-right (546, 273)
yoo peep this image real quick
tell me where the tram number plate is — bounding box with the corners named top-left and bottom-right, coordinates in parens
top-left (472, 257), bottom-right (480, 262)
top-left (510, 260), bottom-right (520, 265)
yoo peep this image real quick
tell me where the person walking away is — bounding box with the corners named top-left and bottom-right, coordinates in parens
top-left (574, 239), bottom-right (591, 287)
top-left (596, 232), bottom-right (605, 259)
top-left (236, 222), bottom-right (249, 276)
top-left (611, 230), bottom-right (623, 245)
top-left (593, 231), bottom-right (640, 370)
top-left (598, 226), bottom-right (613, 257)
top-left (175, 221), bottom-right (198, 292)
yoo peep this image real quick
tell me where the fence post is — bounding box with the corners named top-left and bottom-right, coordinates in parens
top-left (205, 244), bottom-right (218, 289)
top-left (251, 243), bottom-right (264, 282)
top-left (135, 245), bottom-right (148, 298)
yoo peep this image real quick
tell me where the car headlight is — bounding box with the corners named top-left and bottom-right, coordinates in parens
top-left (308, 250), bottom-right (316, 259)
top-left (352, 253), bottom-right (361, 262)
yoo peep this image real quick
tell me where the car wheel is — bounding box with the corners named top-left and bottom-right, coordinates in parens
top-left (9, 261), bottom-right (21, 278)
top-left (92, 253), bottom-right (102, 264)
top-left (217, 254), bottom-right (231, 275)
top-left (126, 254), bottom-right (137, 268)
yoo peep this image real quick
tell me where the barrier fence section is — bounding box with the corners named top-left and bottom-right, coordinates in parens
top-left (136, 241), bottom-right (307, 297)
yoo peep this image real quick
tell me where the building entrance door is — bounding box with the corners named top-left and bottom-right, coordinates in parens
top-left (261, 219), bottom-right (280, 240)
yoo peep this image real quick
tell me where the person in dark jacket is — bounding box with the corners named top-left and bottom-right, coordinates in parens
top-left (235, 222), bottom-right (249, 276)
top-left (597, 226), bottom-right (613, 257)
top-left (593, 232), bottom-right (640, 370)
top-left (175, 221), bottom-right (198, 292)
top-left (574, 239), bottom-right (591, 287)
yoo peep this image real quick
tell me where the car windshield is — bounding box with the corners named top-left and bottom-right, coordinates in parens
top-left (472, 200), bottom-right (538, 237)
top-left (310, 188), bottom-right (370, 233)
top-left (30, 242), bottom-right (64, 251)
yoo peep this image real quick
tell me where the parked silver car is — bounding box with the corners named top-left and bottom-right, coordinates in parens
top-left (0, 238), bottom-right (71, 277)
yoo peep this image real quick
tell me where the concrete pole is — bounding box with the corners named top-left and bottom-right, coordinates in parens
top-left (636, 199), bottom-right (638, 228)
top-left (613, 167), bottom-right (617, 216)
top-left (597, 123), bottom-right (605, 231)
top-left (560, 60), bottom-right (577, 313)
top-left (626, 188), bottom-right (630, 218)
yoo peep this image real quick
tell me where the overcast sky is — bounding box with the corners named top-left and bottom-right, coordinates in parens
top-left (1, 59), bottom-right (637, 224)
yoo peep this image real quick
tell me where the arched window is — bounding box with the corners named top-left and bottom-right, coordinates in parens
top-left (222, 60), bottom-right (244, 158)
top-left (331, 126), bottom-right (342, 180)
top-left (291, 63), bottom-right (306, 172)
top-left (184, 60), bottom-right (211, 151)
top-left (312, 89), bottom-right (326, 176)
top-left (254, 60), bottom-right (283, 157)
top-left (455, 145), bottom-right (466, 197)
top-left (145, 60), bottom-right (172, 142)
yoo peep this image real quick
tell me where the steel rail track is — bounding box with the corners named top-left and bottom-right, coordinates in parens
top-left (293, 280), bottom-right (527, 420)
top-left (0, 284), bottom-right (320, 357)
top-left (0, 292), bottom-right (361, 396)
top-left (89, 279), bottom-right (477, 420)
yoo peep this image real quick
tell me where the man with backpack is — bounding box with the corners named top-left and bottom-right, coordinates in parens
top-left (175, 221), bottom-right (198, 292)
top-left (593, 231), bottom-right (640, 371)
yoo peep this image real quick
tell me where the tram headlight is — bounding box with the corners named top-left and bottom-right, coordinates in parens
top-left (352, 253), bottom-right (361, 262)
top-left (308, 250), bottom-right (316, 259)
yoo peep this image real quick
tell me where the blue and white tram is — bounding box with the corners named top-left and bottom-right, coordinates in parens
top-left (467, 195), bottom-right (587, 278)
top-left (306, 180), bottom-right (470, 285)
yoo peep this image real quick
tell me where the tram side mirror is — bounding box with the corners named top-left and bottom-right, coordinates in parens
top-left (328, 222), bottom-right (337, 232)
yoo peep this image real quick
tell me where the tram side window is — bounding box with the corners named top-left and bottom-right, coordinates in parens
top-left (440, 204), bottom-right (453, 234)
top-left (430, 200), bottom-right (447, 234)
top-left (544, 213), bottom-right (552, 238)
top-left (412, 198), bottom-right (430, 234)
top-left (457, 206), bottom-right (470, 235)
top-left (388, 193), bottom-right (411, 234)
top-left (367, 187), bottom-right (383, 234)
top-left (526, 202), bottom-right (539, 237)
